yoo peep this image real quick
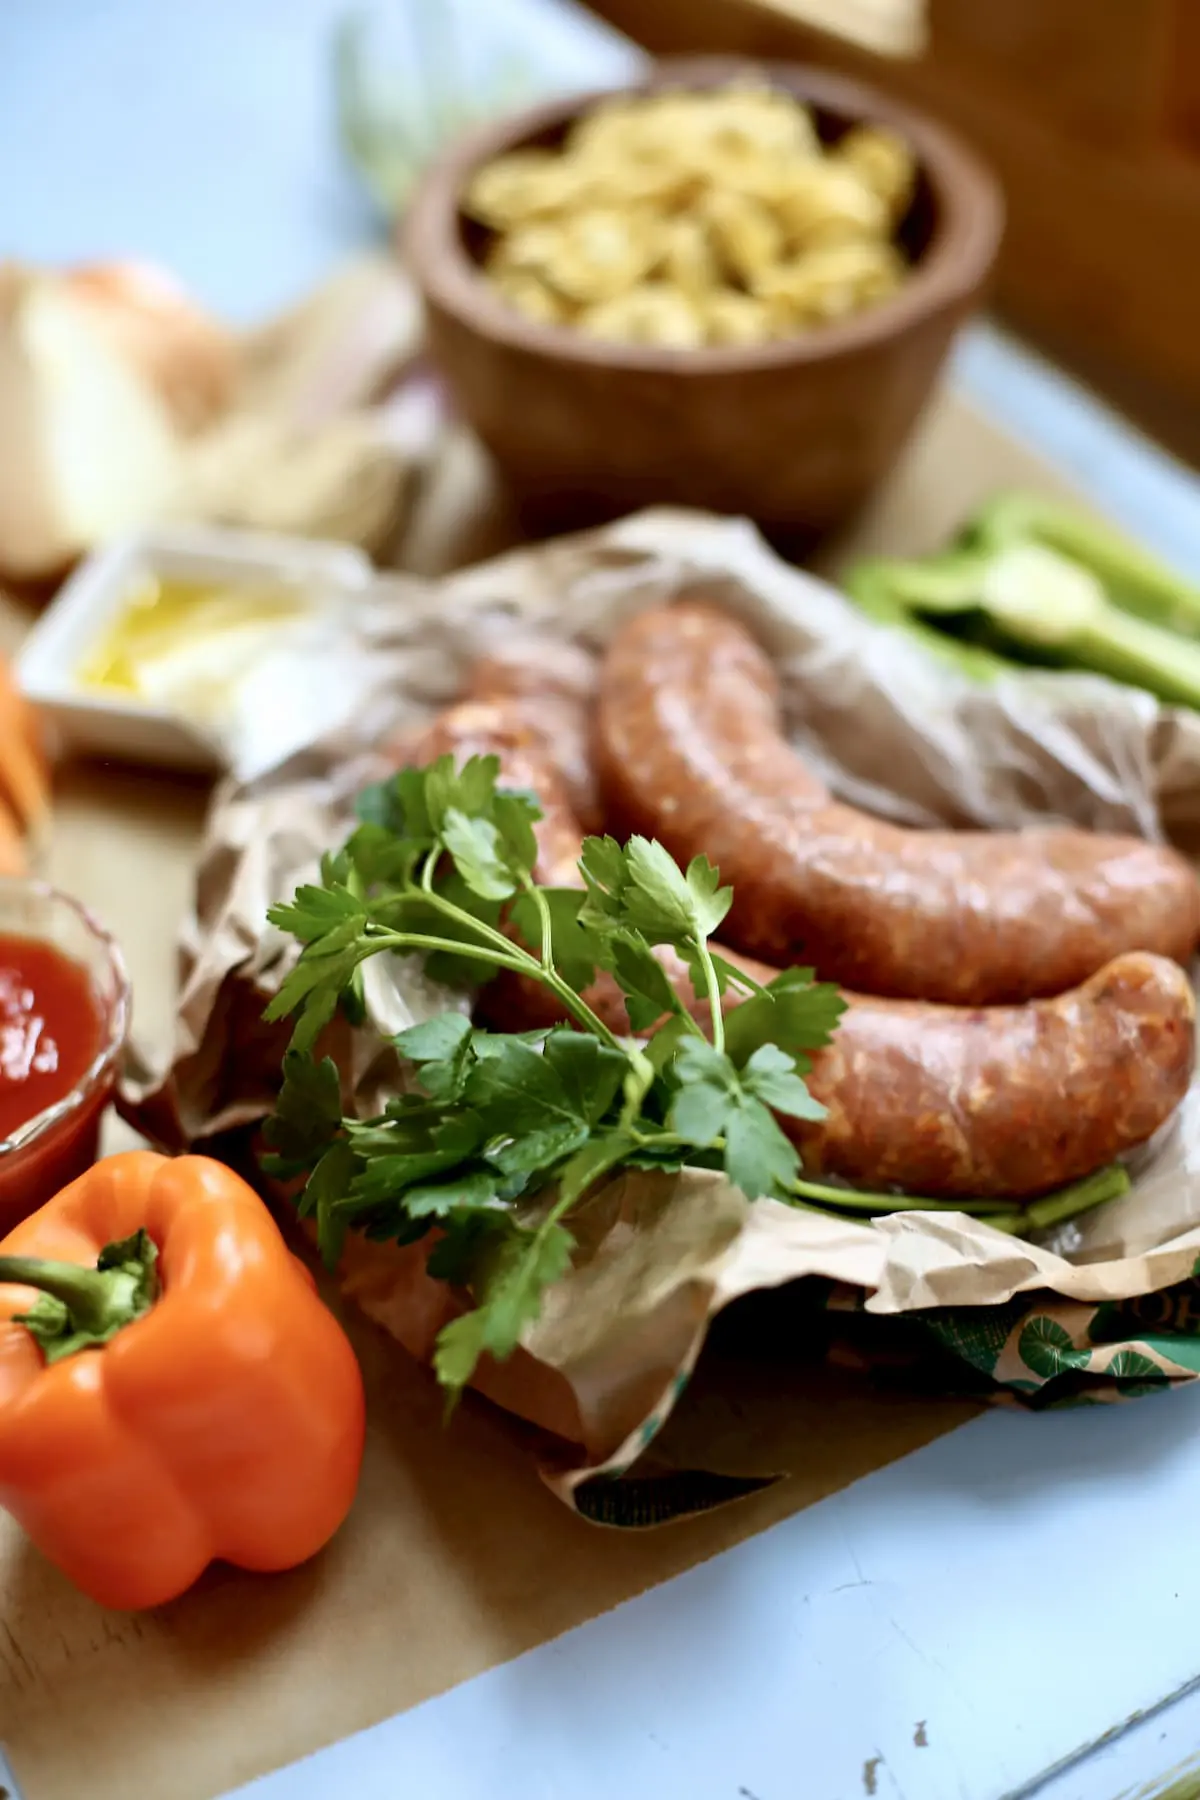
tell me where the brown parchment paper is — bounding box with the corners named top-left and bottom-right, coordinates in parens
top-left (0, 388), bottom-right (1179, 1800)
top-left (119, 504), bottom-right (1200, 1510)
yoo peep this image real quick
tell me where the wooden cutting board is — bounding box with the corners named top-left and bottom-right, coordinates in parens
top-left (0, 386), bottom-right (1095, 1800)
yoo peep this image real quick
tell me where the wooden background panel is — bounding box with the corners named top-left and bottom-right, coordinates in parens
top-left (925, 0), bottom-right (1177, 147)
top-left (584, 0), bottom-right (1200, 470)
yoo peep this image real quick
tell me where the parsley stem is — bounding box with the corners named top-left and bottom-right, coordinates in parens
top-left (787, 1161), bottom-right (1127, 1222)
top-left (542, 972), bottom-right (635, 1056)
top-left (626, 1131), bottom-right (1126, 1236)
top-left (783, 1176), bottom-right (1009, 1213)
top-left (509, 873), bottom-right (650, 1068)
top-left (408, 865), bottom-right (640, 1061)
top-left (523, 876), bottom-right (556, 973)
top-left (357, 925), bottom-right (531, 975)
top-left (408, 870), bottom-right (544, 967)
top-left (691, 938), bottom-right (725, 1055)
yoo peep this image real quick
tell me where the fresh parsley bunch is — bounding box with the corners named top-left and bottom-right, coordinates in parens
top-left (261, 753), bottom-right (1127, 1400)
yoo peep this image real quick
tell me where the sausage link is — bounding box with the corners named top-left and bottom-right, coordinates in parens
top-left (484, 948), bottom-right (1196, 1198)
top-left (409, 695), bottom-right (1197, 1199)
top-left (595, 602), bottom-right (1200, 1004)
top-left (463, 639), bottom-right (603, 834)
top-left (409, 699), bottom-right (584, 886)
top-left (797, 954), bottom-right (1195, 1197)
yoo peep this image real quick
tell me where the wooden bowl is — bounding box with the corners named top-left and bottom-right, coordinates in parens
top-left (405, 58), bottom-right (1004, 543)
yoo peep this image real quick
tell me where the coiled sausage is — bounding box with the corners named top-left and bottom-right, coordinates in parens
top-left (463, 638), bottom-right (602, 833)
top-left (407, 690), bottom-right (1197, 1199)
top-left (797, 954), bottom-right (1194, 1197)
top-left (411, 698), bottom-right (584, 886)
top-left (595, 602), bottom-right (1200, 1004)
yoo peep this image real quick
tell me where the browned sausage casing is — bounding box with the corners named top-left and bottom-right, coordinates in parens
top-left (485, 949), bottom-right (1195, 1200)
top-left (796, 955), bottom-right (1194, 1197)
top-left (595, 602), bottom-right (1200, 1005)
top-left (408, 697), bottom-right (1197, 1200)
top-left (463, 639), bottom-right (603, 834)
top-left (412, 698), bottom-right (585, 885)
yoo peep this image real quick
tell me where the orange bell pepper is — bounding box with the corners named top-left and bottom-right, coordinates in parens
top-left (0, 1150), bottom-right (365, 1610)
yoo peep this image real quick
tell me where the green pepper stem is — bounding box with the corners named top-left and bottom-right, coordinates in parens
top-left (0, 1230), bottom-right (159, 1363)
top-left (0, 1255), bottom-right (120, 1323)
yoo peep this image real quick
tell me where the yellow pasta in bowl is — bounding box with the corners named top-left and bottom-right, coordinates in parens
top-left (578, 283), bottom-right (707, 348)
top-left (405, 57), bottom-right (1003, 538)
top-left (837, 122), bottom-right (918, 219)
top-left (460, 76), bottom-right (921, 349)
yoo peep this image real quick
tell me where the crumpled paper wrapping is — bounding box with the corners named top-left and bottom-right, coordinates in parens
top-left (121, 507), bottom-right (1200, 1519)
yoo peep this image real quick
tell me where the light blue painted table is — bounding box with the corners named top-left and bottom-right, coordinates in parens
top-left (5, 5), bottom-right (1200, 1797)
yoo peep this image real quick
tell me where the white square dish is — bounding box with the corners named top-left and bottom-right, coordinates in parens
top-left (15, 525), bottom-right (374, 773)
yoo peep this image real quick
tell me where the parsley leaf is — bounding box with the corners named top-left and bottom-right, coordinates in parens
top-left (662, 1035), bottom-right (812, 1197)
top-left (722, 966), bottom-right (848, 1068)
top-left (492, 791), bottom-right (542, 878)
top-left (305, 1140), bottom-right (360, 1266)
top-left (462, 1036), bottom-right (583, 1135)
top-left (344, 821), bottom-right (426, 889)
top-left (672, 1037), bottom-right (732, 1085)
top-left (577, 834), bottom-right (627, 910)
top-left (261, 1049), bottom-right (344, 1171)
top-left (644, 1014), bottom-right (693, 1075)
top-left (605, 932), bottom-right (684, 1033)
top-left (723, 1095), bottom-right (801, 1200)
top-left (625, 839), bottom-right (731, 942)
top-left (395, 1012), bottom-right (473, 1063)
top-left (433, 1219), bottom-right (575, 1398)
top-left (580, 835), bottom-right (732, 946)
top-left (268, 883), bottom-right (366, 944)
top-left (424, 753), bottom-right (498, 830)
top-left (265, 751), bottom-right (859, 1407)
top-left (541, 1031), bottom-right (629, 1124)
top-left (668, 1078), bottom-right (730, 1146)
top-left (395, 1012), bottom-right (475, 1101)
top-left (441, 808), bottom-right (520, 901)
top-left (402, 1168), bottom-right (505, 1217)
top-left (741, 1043), bottom-right (827, 1122)
top-left (489, 1122), bottom-right (590, 1177)
top-left (355, 765), bottom-right (434, 837)
top-left (263, 907), bottom-right (376, 1052)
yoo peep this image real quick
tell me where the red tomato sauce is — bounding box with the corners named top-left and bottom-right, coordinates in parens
top-left (0, 937), bottom-right (101, 1141)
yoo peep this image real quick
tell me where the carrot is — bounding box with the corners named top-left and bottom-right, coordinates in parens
top-left (0, 658), bottom-right (49, 829)
top-left (0, 792), bottom-right (28, 875)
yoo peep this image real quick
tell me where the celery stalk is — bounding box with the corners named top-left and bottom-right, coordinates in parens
top-left (841, 559), bottom-right (1007, 683)
top-left (975, 542), bottom-right (1200, 708)
top-left (967, 491), bottom-right (1200, 637)
top-left (843, 540), bottom-right (1200, 711)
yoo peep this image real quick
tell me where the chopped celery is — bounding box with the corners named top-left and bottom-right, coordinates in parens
top-left (841, 499), bottom-right (1200, 711)
top-left (841, 560), bottom-right (1008, 683)
top-left (966, 491), bottom-right (1200, 637)
top-left (977, 543), bottom-right (1200, 705)
top-left (976, 542), bottom-right (1103, 645)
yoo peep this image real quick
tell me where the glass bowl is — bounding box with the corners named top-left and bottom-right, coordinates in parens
top-left (0, 880), bottom-right (130, 1232)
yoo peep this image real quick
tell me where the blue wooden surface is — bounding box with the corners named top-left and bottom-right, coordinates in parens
top-left (225, 1390), bottom-right (1200, 1800)
top-left (5, 5), bottom-right (1200, 1798)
